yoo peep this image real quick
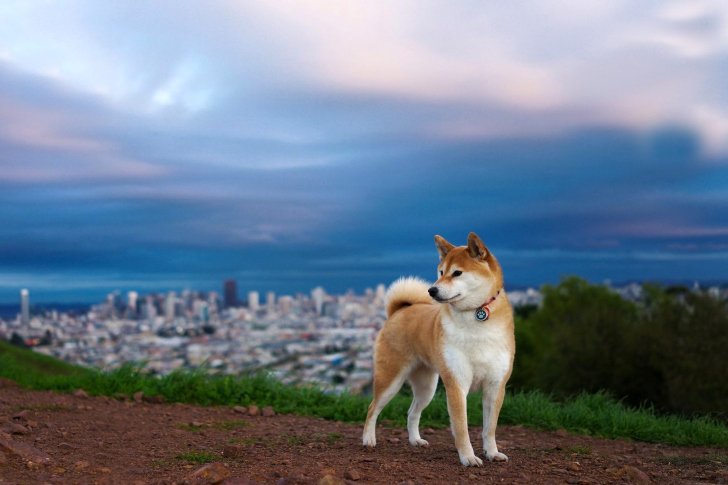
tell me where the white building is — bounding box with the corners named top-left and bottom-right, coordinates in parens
top-left (248, 291), bottom-right (259, 312)
top-left (20, 289), bottom-right (30, 326)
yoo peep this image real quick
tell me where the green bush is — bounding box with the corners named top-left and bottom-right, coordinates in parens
top-left (511, 277), bottom-right (728, 417)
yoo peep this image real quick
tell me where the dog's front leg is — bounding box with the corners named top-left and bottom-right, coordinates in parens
top-left (442, 374), bottom-right (482, 467)
top-left (482, 380), bottom-right (508, 462)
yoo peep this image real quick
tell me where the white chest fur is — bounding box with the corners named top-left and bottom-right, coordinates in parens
top-left (441, 312), bottom-right (512, 393)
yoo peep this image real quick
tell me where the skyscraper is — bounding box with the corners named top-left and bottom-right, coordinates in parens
top-left (248, 291), bottom-right (259, 312)
top-left (20, 289), bottom-right (29, 325)
top-left (266, 291), bottom-right (275, 312)
top-left (224, 279), bottom-right (238, 308)
top-left (311, 286), bottom-right (325, 316)
top-left (127, 291), bottom-right (138, 316)
top-left (165, 291), bottom-right (177, 322)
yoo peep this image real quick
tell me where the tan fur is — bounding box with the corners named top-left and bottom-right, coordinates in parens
top-left (385, 277), bottom-right (434, 317)
top-left (363, 233), bottom-right (516, 467)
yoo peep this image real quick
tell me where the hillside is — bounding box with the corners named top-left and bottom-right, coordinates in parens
top-left (1, 385), bottom-right (728, 484)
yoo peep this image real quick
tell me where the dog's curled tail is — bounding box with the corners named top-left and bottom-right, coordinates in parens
top-left (385, 276), bottom-right (433, 318)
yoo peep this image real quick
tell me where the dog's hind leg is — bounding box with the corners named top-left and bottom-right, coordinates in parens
top-left (362, 361), bottom-right (409, 448)
top-left (406, 365), bottom-right (438, 446)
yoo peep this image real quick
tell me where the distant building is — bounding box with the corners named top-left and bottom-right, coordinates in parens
top-left (312, 287), bottom-right (325, 316)
top-left (224, 279), bottom-right (238, 308)
top-left (127, 291), bottom-right (138, 316)
top-left (266, 291), bottom-right (276, 312)
top-left (165, 291), bottom-right (177, 321)
top-left (20, 289), bottom-right (30, 325)
top-left (248, 291), bottom-right (259, 311)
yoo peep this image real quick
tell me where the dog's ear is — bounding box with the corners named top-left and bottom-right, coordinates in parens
top-left (467, 232), bottom-right (490, 261)
top-left (434, 235), bottom-right (455, 260)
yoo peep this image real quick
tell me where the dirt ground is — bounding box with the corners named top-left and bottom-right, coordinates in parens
top-left (0, 387), bottom-right (726, 485)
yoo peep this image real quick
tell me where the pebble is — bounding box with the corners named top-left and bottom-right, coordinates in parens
top-left (72, 389), bottom-right (89, 399)
top-left (12, 410), bottom-right (31, 421)
top-left (319, 475), bottom-right (346, 485)
top-left (262, 406), bottom-right (275, 417)
top-left (185, 462), bottom-right (231, 483)
top-left (387, 437), bottom-right (400, 444)
top-left (623, 465), bottom-right (652, 484)
top-left (248, 406), bottom-right (260, 416)
top-left (344, 470), bottom-right (360, 481)
top-left (133, 391), bottom-right (144, 403)
top-left (233, 406), bottom-right (248, 414)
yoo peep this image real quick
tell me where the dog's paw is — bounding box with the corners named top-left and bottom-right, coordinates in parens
top-left (486, 451), bottom-right (508, 462)
top-left (409, 438), bottom-right (429, 447)
top-left (362, 435), bottom-right (377, 448)
top-left (460, 454), bottom-right (484, 467)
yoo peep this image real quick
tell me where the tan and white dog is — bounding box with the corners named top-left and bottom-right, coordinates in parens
top-left (362, 233), bottom-right (515, 467)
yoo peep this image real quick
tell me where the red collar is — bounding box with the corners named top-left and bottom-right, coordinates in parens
top-left (474, 290), bottom-right (500, 321)
top-left (480, 290), bottom-right (500, 309)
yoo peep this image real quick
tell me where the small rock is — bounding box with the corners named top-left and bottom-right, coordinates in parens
top-left (553, 468), bottom-right (568, 474)
top-left (468, 474), bottom-right (477, 480)
top-left (386, 437), bottom-right (400, 444)
top-left (344, 470), bottom-right (360, 481)
top-left (262, 406), bottom-right (275, 417)
top-left (142, 395), bottom-right (165, 404)
top-left (623, 466), bottom-right (651, 484)
top-left (12, 410), bottom-right (31, 421)
top-left (567, 463), bottom-right (581, 472)
top-left (185, 462), bottom-right (231, 484)
top-left (233, 406), bottom-right (248, 415)
top-left (74, 461), bottom-right (90, 470)
top-left (423, 428), bottom-right (435, 435)
top-left (319, 475), bottom-right (346, 485)
top-left (554, 429), bottom-right (569, 437)
top-left (223, 444), bottom-right (242, 458)
top-left (248, 406), bottom-right (260, 416)
top-left (1, 420), bottom-right (29, 435)
top-left (72, 389), bottom-right (88, 399)
top-left (57, 443), bottom-right (76, 451)
top-left (133, 391), bottom-right (144, 403)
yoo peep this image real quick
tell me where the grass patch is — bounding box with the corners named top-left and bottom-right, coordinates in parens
top-left (281, 434), bottom-right (304, 445)
top-left (0, 340), bottom-right (85, 380)
top-left (1, 345), bottom-right (727, 448)
top-left (566, 446), bottom-right (592, 455)
top-left (327, 432), bottom-right (342, 443)
top-left (227, 437), bottom-right (257, 444)
top-left (175, 451), bottom-right (218, 464)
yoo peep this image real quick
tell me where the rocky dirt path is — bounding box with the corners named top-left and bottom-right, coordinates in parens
top-left (0, 385), bottom-right (726, 484)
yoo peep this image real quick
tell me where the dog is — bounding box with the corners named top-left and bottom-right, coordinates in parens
top-left (362, 233), bottom-right (515, 467)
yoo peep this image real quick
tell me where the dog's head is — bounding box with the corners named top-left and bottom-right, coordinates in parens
top-left (428, 232), bottom-right (503, 311)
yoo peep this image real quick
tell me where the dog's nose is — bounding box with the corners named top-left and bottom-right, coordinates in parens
top-left (428, 286), bottom-right (439, 297)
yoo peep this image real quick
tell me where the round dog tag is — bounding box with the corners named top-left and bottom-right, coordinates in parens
top-left (475, 307), bottom-right (490, 321)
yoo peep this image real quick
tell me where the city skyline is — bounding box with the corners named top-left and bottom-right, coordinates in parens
top-left (2, 2), bottom-right (728, 303)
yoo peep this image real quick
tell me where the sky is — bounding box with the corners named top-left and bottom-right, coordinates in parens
top-left (1, 1), bottom-right (728, 304)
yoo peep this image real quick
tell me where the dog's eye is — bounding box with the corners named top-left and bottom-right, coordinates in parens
top-left (452, 270), bottom-right (462, 277)
top-left (439, 270), bottom-right (443, 276)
